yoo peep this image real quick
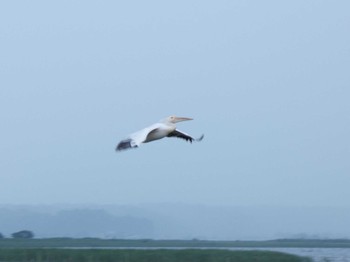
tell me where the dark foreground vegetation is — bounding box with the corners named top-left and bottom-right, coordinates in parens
top-left (1, 238), bottom-right (350, 248)
top-left (0, 249), bottom-right (311, 262)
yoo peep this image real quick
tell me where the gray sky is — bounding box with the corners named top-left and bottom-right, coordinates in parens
top-left (1, 0), bottom-right (349, 207)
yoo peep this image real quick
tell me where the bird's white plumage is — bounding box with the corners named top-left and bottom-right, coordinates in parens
top-left (129, 123), bottom-right (173, 146)
top-left (116, 116), bottom-right (203, 151)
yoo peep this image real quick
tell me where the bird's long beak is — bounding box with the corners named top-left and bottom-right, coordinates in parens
top-left (174, 117), bottom-right (193, 123)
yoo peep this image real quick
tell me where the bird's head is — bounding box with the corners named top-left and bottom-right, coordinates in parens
top-left (164, 115), bottom-right (193, 124)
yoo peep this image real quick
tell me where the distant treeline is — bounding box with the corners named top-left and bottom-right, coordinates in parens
top-left (1, 238), bottom-right (350, 248)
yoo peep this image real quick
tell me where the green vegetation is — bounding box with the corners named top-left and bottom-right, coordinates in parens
top-left (0, 238), bottom-right (346, 262)
top-left (1, 238), bottom-right (350, 248)
top-left (0, 249), bottom-right (311, 262)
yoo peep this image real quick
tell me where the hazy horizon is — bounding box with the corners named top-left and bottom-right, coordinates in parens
top-left (2, 203), bottom-right (350, 240)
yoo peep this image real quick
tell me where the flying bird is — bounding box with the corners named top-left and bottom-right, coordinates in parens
top-left (116, 116), bottom-right (204, 151)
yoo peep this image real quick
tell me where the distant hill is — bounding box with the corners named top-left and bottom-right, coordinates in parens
top-left (1, 204), bottom-right (350, 240)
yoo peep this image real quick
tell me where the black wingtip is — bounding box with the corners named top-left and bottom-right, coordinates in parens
top-left (116, 139), bottom-right (134, 152)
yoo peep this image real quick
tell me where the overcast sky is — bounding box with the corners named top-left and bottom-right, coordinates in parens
top-left (1, 0), bottom-right (349, 207)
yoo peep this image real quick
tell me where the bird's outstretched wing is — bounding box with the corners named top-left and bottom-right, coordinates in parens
top-left (116, 124), bottom-right (161, 151)
top-left (167, 129), bottom-right (204, 143)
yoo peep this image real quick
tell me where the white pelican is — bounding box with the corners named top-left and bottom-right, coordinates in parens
top-left (116, 116), bottom-right (204, 151)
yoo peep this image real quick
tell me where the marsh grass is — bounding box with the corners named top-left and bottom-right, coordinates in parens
top-left (1, 238), bottom-right (350, 249)
top-left (0, 249), bottom-right (311, 262)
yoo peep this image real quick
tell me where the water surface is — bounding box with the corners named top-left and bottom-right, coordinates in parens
top-left (228, 247), bottom-right (350, 262)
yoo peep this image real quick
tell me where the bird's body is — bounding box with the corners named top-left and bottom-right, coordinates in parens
top-left (116, 116), bottom-right (203, 151)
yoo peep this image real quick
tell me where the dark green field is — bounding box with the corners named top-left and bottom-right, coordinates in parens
top-left (1, 238), bottom-right (348, 262)
top-left (1, 238), bottom-right (350, 248)
top-left (0, 249), bottom-right (311, 262)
